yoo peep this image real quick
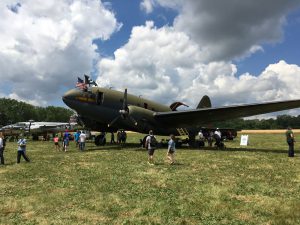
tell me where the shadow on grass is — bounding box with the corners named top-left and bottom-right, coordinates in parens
top-left (84, 142), bottom-right (297, 155)
top-left (85, 143), bottom-right (142, 151)
top-left (196, 146), bottom-right (297, 154)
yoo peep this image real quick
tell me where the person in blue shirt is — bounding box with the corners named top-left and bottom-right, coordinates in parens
top-left (63, 130), bottom-right (70, 152)
top-left (74, 130), bottom-right (80, 149)
top-left (17, 133), bottom-right (30, 163)
top-left (166, 134), bottom-right (176, 164)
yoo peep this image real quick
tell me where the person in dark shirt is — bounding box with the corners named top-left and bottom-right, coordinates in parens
top-left (0, 133), bottom-right (5, 165)
top-left (286, 127), bottom-right (295, 157)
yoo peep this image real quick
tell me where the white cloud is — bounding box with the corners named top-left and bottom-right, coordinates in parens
top-left (140, 0), bottom-right (155, 14)
top-left (152, 0), bottom-right (300, 61)
top-left (97, 22), bottom-right (300, 112)
top-left (0, 0), bottom-right (120, 105)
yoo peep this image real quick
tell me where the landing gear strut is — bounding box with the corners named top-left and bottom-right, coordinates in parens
top-left (95, 134), bottom-right (106, 146)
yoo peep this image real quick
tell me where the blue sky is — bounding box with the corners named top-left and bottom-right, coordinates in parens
top-left (1, 0), bottom-right (300, 110)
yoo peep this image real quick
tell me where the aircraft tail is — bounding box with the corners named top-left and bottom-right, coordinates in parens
top-left (197, 95), bottom-right (211, 109)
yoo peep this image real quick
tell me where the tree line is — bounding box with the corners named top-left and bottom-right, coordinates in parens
top-left (0, 98), bottom-right (73, 126)
top-left (214, 115), bottom-right (300, 130)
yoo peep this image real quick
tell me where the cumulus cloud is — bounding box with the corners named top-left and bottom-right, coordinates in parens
top-left (97, 22), bottom-right (300, 111)
top-left (0, 0), bottom-right (121, 105)
top-left (151, 0), bottom-right (300, 61)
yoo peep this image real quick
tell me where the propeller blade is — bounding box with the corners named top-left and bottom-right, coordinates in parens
top-left (108, 115), bottom-right (120, 127)
top-left (123, 88), bottom-right (127, 110)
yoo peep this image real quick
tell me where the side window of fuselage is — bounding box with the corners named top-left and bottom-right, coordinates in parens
top-left (96, 92), bottom-right (104, 105)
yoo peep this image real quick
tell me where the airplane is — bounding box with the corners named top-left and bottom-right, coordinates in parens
top-left (0, 121), bottom-right (76, 139)
top-left (62, 75), bottom-right (300, 146)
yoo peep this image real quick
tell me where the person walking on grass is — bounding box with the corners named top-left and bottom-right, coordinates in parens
top-left (286, 126), bottom-right (295, 157)
top-left (0, 133), bottom-right (5, 165)
top-left (166, 134), bottom-right (176, 165)
top-left (17, 133), bottom-right (30, 163)
top-left (63, 130), bottom-right (69, 152)
top-left (53, 134), bottom-right (60, 151)
top-left (79, 131), bottom-right (87, 151)
top-left (145, 130), bottom-right (157, 165)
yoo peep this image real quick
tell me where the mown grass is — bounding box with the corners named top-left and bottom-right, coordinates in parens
top-left (1, 133), bottom-right (300, 225)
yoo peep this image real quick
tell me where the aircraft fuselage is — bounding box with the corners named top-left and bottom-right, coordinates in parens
top-left (62, 87), bottom-right (192, 136)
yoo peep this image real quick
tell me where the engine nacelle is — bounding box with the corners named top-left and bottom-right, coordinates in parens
top-left (127, 105), bottom-right (157, 125)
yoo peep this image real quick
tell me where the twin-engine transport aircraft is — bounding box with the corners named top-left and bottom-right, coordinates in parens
top-left (62, 76), bottom-right (300, 146)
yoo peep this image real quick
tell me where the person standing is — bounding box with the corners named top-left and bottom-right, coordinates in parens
top-left (0, 133), bottom-right (5, 165)
top-left (166, 134), bottom-right (176, 164)
top-left (286, 127), bottom-right (295, 157)
top-left (110, 132), bottom-right (116, 144)
top-left (74, 130), bottom-right (80, 148)
top-left (63, 130), bottom-right (69, 152)
top-left (17, 134), bottom-right (30, 163)
top-left (214, 128), bottom-right (222, 147)
top-left (79, 131), bottom-right (87, 151)
top-left (53, 134), bottom-right (60, 151)
top-left (145, 130), bottom-right (157, 165)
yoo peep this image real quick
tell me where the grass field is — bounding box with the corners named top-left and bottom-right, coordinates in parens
top-left (1, 132), bottom-right (300, 225)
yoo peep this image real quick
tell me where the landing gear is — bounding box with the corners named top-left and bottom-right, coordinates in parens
top-left (95, 134), bottom-right (106, 146)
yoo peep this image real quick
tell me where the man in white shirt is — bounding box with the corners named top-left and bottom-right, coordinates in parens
top-left (214, 128), bottom-right (222, 148)
top-left (79, 131), bottom-right (87, 151)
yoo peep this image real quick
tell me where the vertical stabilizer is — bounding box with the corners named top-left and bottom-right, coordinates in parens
top-left (197, 95), bottom-right (211, 109)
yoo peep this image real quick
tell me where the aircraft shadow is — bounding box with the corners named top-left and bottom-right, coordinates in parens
top-left (85, 143), bottom-right (142, 151)
top-left (85, 143), bottom-right (296, 155)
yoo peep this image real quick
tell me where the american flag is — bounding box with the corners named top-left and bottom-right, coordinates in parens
top-left (76, 77), bottom-right (87, 90)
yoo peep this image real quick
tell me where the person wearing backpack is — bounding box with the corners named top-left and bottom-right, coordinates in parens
top-left (17, 133), bottom-right (30, 163)
top-left (0, 133), bottom-right (5, 165)
top-left (145, 130), bottom-right (157, 165)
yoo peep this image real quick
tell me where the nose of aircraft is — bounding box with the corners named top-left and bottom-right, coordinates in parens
top-left (62, 89), bottom-right (80, 104)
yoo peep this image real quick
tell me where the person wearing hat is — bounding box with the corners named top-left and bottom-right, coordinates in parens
top-left (17, 133), bottom-right (30, 163)
top-left (286, 127), bottom-right (295, 157)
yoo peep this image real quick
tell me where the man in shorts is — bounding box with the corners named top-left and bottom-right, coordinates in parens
top-left (145, 130), bottom-right (157, 165)
top-left (166, 134), bottom-right (176, 164)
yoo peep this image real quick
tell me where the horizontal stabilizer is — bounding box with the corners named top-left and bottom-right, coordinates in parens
top-left (169, 102), bottom-right (189, 111)
top-left (197, 95), bottom-right (211, 109)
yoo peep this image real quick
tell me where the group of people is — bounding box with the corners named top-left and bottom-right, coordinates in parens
top-left (0, 132), bottom-right (30, 165)
top-left (145, 130), bottom-right (176, 165)
top-left (54, 130), bottom-right (87, 152)
top-left (198, 128), bottom-right (223, 148)
top-left (0, 127), bottom-right (297, 167)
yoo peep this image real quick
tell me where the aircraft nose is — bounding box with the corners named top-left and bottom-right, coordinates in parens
top-left (62, 89), bottom-right (80, 103)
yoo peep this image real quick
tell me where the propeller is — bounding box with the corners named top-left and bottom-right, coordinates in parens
top-left (108, 88), bottom-right (138, 127)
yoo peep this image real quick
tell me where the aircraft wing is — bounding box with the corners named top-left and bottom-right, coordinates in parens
top-left (154, 99), bottom-right (300, 127)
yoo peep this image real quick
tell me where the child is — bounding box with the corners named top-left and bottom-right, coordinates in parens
top-left (166, 134), bottom-right (176, 164)
top-left (53, 135), bottom-right (60, 151)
